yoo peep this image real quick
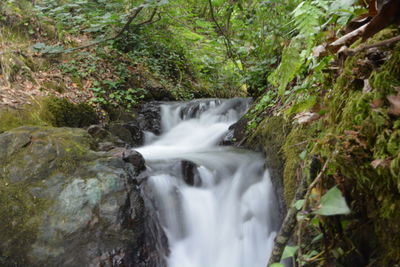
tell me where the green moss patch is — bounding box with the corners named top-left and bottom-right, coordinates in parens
top-left (41, 97), bottom-right (98, 127)
top-left (0, 177), bottom-right (47, 265)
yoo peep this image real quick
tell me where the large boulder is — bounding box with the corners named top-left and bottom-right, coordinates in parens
top-left (0, 126), bottom-right (167, 267)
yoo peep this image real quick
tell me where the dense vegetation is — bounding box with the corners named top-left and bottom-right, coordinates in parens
top-left (1, 0), bottom-right (400, 266)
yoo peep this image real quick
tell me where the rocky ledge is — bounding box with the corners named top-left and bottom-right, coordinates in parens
top-left (0, 126), bottom-right (167, 267)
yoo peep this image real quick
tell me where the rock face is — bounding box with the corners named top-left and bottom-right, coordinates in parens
top-left (0, 126), bottom-right (167, 267)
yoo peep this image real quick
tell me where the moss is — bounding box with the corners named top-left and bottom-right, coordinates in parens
top-left (41, 97), bottom-right (99, 127)
top-left (243, 28), bottom-right (400, 265)
top-left (284, 95), bottom-right (317, 118)
top-left (0, 97), bottom-right (99, 132)
top-left (0, 105), bottom-right (47, 133)
top-left (246, 116), bottom-right (290, 212)
top-left (0, 177), bottom-right (47, 265)
top-left (281, 124), bottom-right (316, 205)
top-left (306, 33), bottom-right (400, 264)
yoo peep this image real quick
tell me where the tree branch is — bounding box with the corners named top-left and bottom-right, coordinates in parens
top-left (327, 23), bottom-right (369, 53)
top-left (342, 34), bottom-right (400, 56)
top-left (267, 167), bottom-right (308, 266)
top-left (267, 158), bottom-right (329, 266)
top-left (113, 6), bottom-right (145, 40)
top-left (207, 0), bottom-right (243, 71)
top-left (67, 7), bottom-right (160, 52)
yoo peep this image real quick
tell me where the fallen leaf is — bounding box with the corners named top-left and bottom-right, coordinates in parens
top-left (371, 159), bottom-right (383, 169)
top-left (387, 94), bottom-right (400, 115)
top-left (371, 158), bottom-right (391, 169)
top-left (313, 44), bottom-right (328, 57)
top-left (294, 112), bottom-right (320, 124)
top-left (363, 79), bottom-right (373, 93)
top-left (370, 98), bottom-right (383, 108)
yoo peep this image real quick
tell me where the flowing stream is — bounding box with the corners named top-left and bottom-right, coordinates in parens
top-left (136, 98), bottom-right (278, 267)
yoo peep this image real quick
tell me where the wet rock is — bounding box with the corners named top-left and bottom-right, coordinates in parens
top-left (0, 127), bottom-right (167, 267)
top-left (133, 102), bottom-right (162, 135)
top-left (106, 122), bottom-right (144, 147)
top-left (182, 160), bottom-right (200, 186)
top-left (87, 124), bottom-right (109, 139)
top-left (220, 116), bottom-right (248, 146)
top-left (97, 141), bottom-right (116, 151)
top-left (123, 150), bottom-right (146, 172)
top-left (107, 123), bottom-right (135, 145)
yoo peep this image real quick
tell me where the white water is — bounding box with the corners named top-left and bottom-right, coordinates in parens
top-left (136, 99), bottom-right (278, 267)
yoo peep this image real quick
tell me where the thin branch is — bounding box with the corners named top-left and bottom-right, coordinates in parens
top-left (113, 6), bottom-right (145, 40)
top-left (297, 159), bottom-right (330, 265)
top-left (327, 23), bottom-right (370, 53)
top-left (342, 34), bottom-right (400, 56)
top-left (267, 159), bottom-right (330, 266)
top-left (207, 0), bottom-right (243, 71)
top-left (66, 7), bottom-right (160, 52)
top-left (267, 167), bottom-right (308, 266)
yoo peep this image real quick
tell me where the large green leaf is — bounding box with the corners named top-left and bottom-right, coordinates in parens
top-left (281, 245), bottom-right (298, 260)
top-left (314, 186), bottom-right (351, 216)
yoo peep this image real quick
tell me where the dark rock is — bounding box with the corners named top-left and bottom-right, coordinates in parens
top-left (122, 122), bottom-right (144, 145)
top-left (87, 125), bottom-right (110, 139)
top-left (0, 127), bottom-right (167, 267)
top-left (181, 160), bottom-right (201, 186)
top-left (133, 102), bottom-right (162, 135)
top-left (123, 150), bottom-right (146, 172)
top-left (107, 123), bottom-right (135, 145)
top-left (98, 141), bottom-right (116, 151)
top-left (106, 122), bottom-right (144, 147)
top-left (220, 116), bottom-right (249, 146)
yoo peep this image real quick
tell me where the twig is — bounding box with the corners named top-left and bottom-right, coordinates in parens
top-left (207, 0), bottom-right (243, 71)
top-left (267, 158), bottom-right (330, 266)
top-left (58, 6), bottom-right (161, 53)
top-left (327, 23), bottom-right (369, 53)
top-left (267, 167), bottom-right (308, 266)
top-left (342, 34), bottom-right (400, 56)
top-left (296, 159), bottom-right (330, 265)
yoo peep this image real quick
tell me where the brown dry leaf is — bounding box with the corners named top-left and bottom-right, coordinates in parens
top-left (294, 112), bottom-right (320, 124)
top-left (313, 44), bottom-right (328, 57)
top-left (363, 79), bottom-right (373, 93)
top-left (344, 130), bottom-right (358, 135)
top-left (371, 158), bottom-right (391, 169)
top-left (370, 98), bottom-right (383, 108)
top-left (387, 94), bottom-right (400, 115)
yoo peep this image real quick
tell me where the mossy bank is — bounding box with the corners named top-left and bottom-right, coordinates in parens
top-left (245, 30), bottom-right (400, 265)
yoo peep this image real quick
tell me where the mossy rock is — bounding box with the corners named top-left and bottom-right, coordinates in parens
top-left (0, 126), bottom-right (155, 266)
top-left (0, 105), bottom-right (46, 133)
top-left (0, 97), bottom-right (98, 132)
top-left (246, 115), bottom-right (290, 217)
top-left (41, 97), bottom-right (99, 128)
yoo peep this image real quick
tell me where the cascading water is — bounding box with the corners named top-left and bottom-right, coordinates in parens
top-left (136, 98), bottom-right (279, 267)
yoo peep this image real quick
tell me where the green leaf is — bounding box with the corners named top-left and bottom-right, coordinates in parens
top-left (31, 42), bottom-right (46, 51)
top-left (314, 186), bottom-right (351, 216)
top-left (269, 264), bottom-right (285, 267)
top-left (281, 245), bottom-right (298, 260)
top-left (299, 149), bottom-right (307, 160)
top-left (294, 199), bottom-right (305, 210)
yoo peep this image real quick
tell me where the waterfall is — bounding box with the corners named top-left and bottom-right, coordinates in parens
top-left (136, 98), bottom-right (278, 267)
